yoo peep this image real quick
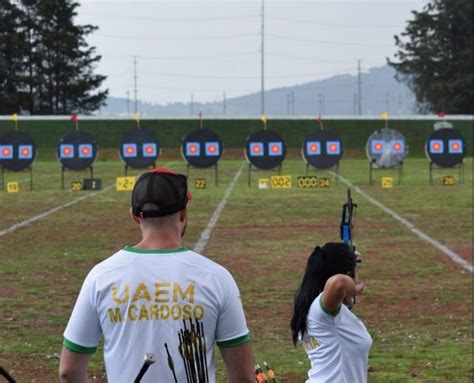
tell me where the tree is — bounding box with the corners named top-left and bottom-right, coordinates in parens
top-left (22, 0), bottom-right (108, 114)
top-left (389, 0), bottom-right (473, 114)
top-left (0, 0), bottom-right (29, 114)
top-left (0, 0), bottom-right (108, 115)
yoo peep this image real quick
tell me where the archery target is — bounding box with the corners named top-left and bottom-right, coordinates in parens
top-left (0, 131), bottom-right (37, 171)
top-left (181, 129), bottom-right (223, 168)
top-left (366, 128), bottom-right (408, 168)
top-left (425, 128), bottom-right (465, 167)
top-left (302, 131), bottom-right (343, 169)
top-left (245, 130), bottom-right (287, 170)
top-left (119, 129), bottom-right (160, 169)
top-left (57, 131), bottom-right (98, 171)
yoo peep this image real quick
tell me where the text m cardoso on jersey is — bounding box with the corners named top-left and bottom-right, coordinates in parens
top-left (107, 282), bottom-right (204, 324)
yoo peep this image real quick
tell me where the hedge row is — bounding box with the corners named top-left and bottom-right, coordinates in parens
top-left (2, 118), bottom-right (472, 158)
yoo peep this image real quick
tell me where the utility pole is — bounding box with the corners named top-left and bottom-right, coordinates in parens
top-left (357, 59), bottom-right (362, 115)
top-left (223, 92), bottom-right (227, 115)
top-left (260, 0), bottom-right (265, 115)
top-left (133, 56), bottom-right (138, 114)
top-left (287, 94), bottom-right (290, 115)
top-left (126, 90), bottom-right (130, 116)
top-left (318, 93), bottom-right (323, 116)
top-left (398, 94), bottom-right (402, 115)
top-left (290, 92), bottom-right (295, 115)
top-left (385, 91), bottom-right (390, 113)
top-left (190, 92), bottom-right (194, 116)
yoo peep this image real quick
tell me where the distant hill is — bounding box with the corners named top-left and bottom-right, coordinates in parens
top-left (99, 65), bottom-right (417, 117)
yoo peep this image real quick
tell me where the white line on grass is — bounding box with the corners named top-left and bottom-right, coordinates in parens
top-left (0, 184), bottom-right (115, 237)
top-left (332, 173), bottom-right (473, 273)
top-left (193, 162), bottom-right (245, 254)
top-left (0, 161), bottom-right (177, 237)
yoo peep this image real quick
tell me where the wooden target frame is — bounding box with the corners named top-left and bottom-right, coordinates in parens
top-left (302, 130), bottom-right (343, 184)
top-left (181, 128), bottom-right (223, 187)
top-left (0, 131), bottom-right (37, 191)
top-left (57, 131), bottom-right (98, 190)
top-left (119, 128), bottom-right (159, 176)
top-left (244, 129), bottom-right (287, 187)
top-left (366, 128), bottom-right (408, 186)
top-left (425, 128), bottom-right (465, 185)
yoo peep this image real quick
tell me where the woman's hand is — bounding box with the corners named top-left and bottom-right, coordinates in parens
top-left (322, 275), bottom-right (364, 313)
top-left (343, 281), bottom-right (364, 309)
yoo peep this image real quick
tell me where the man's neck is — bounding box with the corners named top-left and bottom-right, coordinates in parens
top-left (134, 233), bottom-right (182, 250)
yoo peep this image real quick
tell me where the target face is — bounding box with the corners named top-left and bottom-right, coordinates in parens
top-left (57, 131), bottom-right (98, 171)
top-left (366, 128), bottom-right (408, 168)
top-left (181, 129), bottom-right (223, 168)
top-left (186, 142), bottom-right (200, 157)
top-left (302, 131), bottom-right (343, 169)
top-left (143, 143), bottom-right (157, 157)
top-left (245, 130), bottom-right (287, 170)
top-left (0, 131), bottom-right (37, 171)
top-left (119, 129), bottom-right (160, 169)
top-left (205, 142), bottom-right (219, 156)
top-left (425, 128), bottom-right (465, 167)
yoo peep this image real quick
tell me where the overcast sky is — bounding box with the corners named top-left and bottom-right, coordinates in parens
top-left (76, 0), bottom-right (425, 105)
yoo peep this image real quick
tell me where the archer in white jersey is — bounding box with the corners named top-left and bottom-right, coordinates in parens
top-left (291, 243), bottom-right (372, 383)
top-left (59, 168), bottom-right (255, 383)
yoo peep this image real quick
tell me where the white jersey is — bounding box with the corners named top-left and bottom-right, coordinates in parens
top-left (301, 294), bottom-right (372, 383)
top-left (63, 246), bottom-right (249, 383)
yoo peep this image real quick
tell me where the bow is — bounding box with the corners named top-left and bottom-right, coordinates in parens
top-left (340, 188), bottom-right (359, 256)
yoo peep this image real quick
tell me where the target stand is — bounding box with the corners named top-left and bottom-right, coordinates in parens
top-left (302, 131), bottom-right (343, 185)
top-left (366, 128), bottom-right (408, 186)
top-left (57, 131), bottom-right (98, 190)
top-left (429, 161), bottom-right (464, 185)
top-left (0, 131), bottom-right (37, 191)
top-left (245, 130), bottom-right (287, 187)
top-left (1, 165), bottom-right (34, 191)
top-left (119, 129), bottom-right (159, 176)
top-left (426, 127), bottom-right (465, 185)
top-left (369, 160), bottom-right (404, 186)
top-left (182, 128), bottom-right (223, 187)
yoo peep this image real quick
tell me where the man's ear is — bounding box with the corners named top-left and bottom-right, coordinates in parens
top-left (130, 208), bottom-right (141, 225)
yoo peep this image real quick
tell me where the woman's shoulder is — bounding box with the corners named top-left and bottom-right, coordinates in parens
top-left (308, 294), bottom-right (335, 321)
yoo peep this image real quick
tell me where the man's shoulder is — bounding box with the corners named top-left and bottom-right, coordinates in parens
top-left (182, 249), bottom-right (234, 280)
top-left (87, 249), bottom-right (131, 280)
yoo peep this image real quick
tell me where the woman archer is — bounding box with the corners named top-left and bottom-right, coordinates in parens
top-left (290, 242), bottom-right (372, 383)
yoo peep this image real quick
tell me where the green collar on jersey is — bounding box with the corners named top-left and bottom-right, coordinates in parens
top-left (124, 245), bottom-right (188, 254)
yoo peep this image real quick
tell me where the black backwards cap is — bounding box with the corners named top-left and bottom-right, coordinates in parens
top-left (132, 167), bottom-right (192, 218)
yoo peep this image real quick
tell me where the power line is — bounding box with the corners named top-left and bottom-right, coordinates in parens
top-left (266, 16), bottom-right (404, 30)
top-left (266, 52), bottom-right (356, 65)
top-left (101, 52), bottom-right (259, 61)
top-left (96, 32), bottom-right (259, 42)
top-left (80, 12), bottom-right (259, 23)
top-left (267, 33), bottom-right (393, 47)
top-left (131, 68), bottom-right (355, 80)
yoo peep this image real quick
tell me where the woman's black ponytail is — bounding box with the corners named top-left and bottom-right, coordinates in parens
top-left (290, 243), bottom-right (356, 345)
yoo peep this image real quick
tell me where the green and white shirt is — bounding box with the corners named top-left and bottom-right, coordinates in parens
top-left (301, 294), bottom-right (372, 383)
top-left (63, 246), bottom-right (249, 383)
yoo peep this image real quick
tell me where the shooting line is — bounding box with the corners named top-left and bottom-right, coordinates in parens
top-left (193, 162), bottom-right (245, 254)
top-left (333, 173), bottom-right (473, 273)
top-left (0, 161), bottom-right (176, 237)
top-left (0, 184), bottom-right (115, 237)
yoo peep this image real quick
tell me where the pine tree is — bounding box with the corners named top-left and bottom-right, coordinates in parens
top-left (20, 0), bottom-right (108, 114)
top-left (0, 0), bottom-right (29, 114)
top-left (389, 0), bottom-right (473, 114)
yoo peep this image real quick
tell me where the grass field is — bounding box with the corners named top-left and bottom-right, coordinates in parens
top-left (0, 153), bottom-right (472, 382)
